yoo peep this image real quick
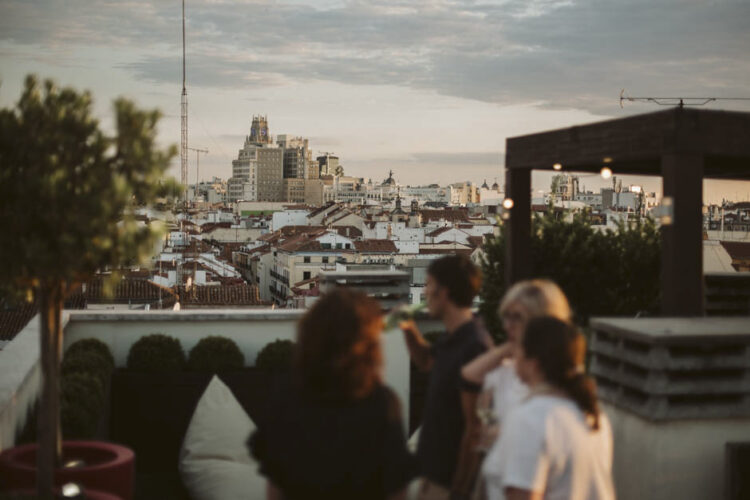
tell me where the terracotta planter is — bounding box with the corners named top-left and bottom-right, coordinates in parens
top-left (5, 487), bottom-right (121, 499)
top-left (0, 440), bottom-right (134, 500)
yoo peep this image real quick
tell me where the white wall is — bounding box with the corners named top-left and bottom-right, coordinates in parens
top-left (395, 241), bottom-right (419, 254)
top-left (432, 228), bottom-right (470, 245)
top-left (203, 227), bottom-right (263, 243)
top-left (0, 315), bottom-right (41, 451)
top-left (603, 401), bottom-right (750, 500)
top-left (272, 210), bottom-right (310, 232)
top-left (317, 231), bottom-right (354, 248)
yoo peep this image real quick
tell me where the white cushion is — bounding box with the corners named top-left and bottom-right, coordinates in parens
top-left (179, 375), bottom-right (266, 500)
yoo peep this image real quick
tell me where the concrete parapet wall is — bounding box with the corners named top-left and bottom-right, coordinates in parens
top-left (63, 309), bottom-right (413, 427)
top-left (0, 315), bottom-right (42, 451)
top-left (1, 309), bottom-right (435, 450)
top-left (604, 401), bottom-right (750, 500)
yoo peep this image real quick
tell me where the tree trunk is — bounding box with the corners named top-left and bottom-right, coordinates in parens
top-left (37, 282), bottom-right (64, 499)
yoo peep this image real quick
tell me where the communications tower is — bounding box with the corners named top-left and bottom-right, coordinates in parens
top-left (181, 0), bottom-right (188, 202)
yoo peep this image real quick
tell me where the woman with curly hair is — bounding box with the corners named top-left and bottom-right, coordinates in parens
top-left (249, 288), bottom-right (415, 500)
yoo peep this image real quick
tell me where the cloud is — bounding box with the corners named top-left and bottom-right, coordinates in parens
top-left (409, 151), bottom-right (503, 166)
top-left (2, 0), bottom-right (749, 115)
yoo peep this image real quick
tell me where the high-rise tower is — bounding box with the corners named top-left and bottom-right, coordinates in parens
top-left (180, 0), bottom-right (188, 203)
top-left (228, 115), bottom-right (283, 202)
top-left (249, 115), bottom-right (271, 144)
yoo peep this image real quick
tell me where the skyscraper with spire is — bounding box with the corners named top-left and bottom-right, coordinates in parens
top-left (228, 115), bottom-right (283, 202)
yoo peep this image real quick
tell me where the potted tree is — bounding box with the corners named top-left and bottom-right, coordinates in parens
top-left (0, 75), bottom-right (178, 498)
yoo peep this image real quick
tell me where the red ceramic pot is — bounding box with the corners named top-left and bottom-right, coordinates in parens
top-left (6, 487), bottom-right (121, 499)
top-left (0, 440), bottom-right (134, 500)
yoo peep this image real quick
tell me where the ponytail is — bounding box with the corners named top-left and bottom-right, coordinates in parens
top-left (559, 372), bottom-right (600, 430)
top-left (522, 316), bottom-right (601, 431)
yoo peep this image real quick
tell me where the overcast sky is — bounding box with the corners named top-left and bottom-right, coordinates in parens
top-left (2, 0), bottom-right (749, 203)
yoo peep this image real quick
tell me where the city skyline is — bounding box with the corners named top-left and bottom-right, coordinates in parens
top-left (2, 0), bottom-right (750, 203)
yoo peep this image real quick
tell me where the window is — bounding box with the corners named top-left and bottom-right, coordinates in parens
top-left (322, 256), bottom-right (329, 263)
top-left (303, 256), bottom-right (311, 263)
top-left (303, 271), bottom-right (311, 280)
top-left (345, 243), bottom-right (351, 249)
top-left (322, 243), bottom-right (332, 249)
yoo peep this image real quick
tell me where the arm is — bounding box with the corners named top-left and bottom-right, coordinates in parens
top-left (266, 481), bottom-right (283, 500)
top-left (399, 319), bottom-right (433, 372)
top-left (450, 390), bottom-right (482, 498)
top-left (505, 487), bottom-right (543, 500)
top-left (461, 343), bottom-right (513, 385)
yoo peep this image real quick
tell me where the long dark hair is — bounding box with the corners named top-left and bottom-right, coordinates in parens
top-left (295, 287), bottom-right (383, 401)
top-left (522, 316), bottom-right (600, 430)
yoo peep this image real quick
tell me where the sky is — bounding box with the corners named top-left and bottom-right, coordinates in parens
top-left (1, 0), bottom-right (750, 204)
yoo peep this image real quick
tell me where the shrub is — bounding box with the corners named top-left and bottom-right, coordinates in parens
top-left (61, 372), bottom-right (105, 439)
top-left (255, 339), bottom-right (295, 372)
top-left (126, 333), bottom-right (185, 372)
top-left (480, 210), bottom-right (661, 341)
top-left (66, 338), bottom-right (115, 368)
top-left (187, 336), bottom-right (245, 373)
top-left (62, 350), bottom-right (114, 388)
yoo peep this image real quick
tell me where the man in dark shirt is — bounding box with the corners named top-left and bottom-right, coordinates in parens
top-left (400, 254), bottom-right (488, 500)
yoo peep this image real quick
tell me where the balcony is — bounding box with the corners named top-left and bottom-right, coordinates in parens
top-left (269, 269), bottom-right (289, 286)
top-left (3, 311), bottom-right (749, 499)
top-left (0, 309), bottom-right (426, 498)
top-left (268, 285), bottom-right (287, 300)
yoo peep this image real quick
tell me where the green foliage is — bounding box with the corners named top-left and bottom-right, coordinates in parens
top-left (255, 339), bottom-right (295, 372)
top-left (61, 350), bottom-right (114, 388)
top-left (61, 372), bottom-right (105, 439)
top-left (66, 338), bottom-right (115, 370)
top-left (187, 336), bottom-right (245, 373)
top-left (127, 333), bottom-right (185, 372)
top-left (0, 74), bottom-right (179, 298)
top-left (479, 211), bottom-right (661, 340)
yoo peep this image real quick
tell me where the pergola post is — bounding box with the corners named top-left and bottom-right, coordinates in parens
top-left (661, 152), bottom-right (704, 315)
top-left (505, 166), bottom-right (531, 288)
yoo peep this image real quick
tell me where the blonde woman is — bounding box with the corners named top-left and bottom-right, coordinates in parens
top-left (462, 280), bottom-right (571, 500)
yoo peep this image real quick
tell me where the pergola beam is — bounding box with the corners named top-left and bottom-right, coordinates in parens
top-left (503, 107), bottom-right (750, 316)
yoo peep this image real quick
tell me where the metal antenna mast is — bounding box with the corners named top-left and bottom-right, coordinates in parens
top-left (181, 0), bottom-right (188, 205)
top-left (188, 147), bottom-right (209, 186)
top-left (620, 89), bottom-right (750, 108)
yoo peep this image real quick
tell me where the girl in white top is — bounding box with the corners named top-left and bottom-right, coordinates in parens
top-left (462, 280), bottom-right (572, 500)
top-left (483, 317), bottom-right (615, 500)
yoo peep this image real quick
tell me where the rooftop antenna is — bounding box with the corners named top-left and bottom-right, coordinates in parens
top-left (188, 147), bottom-right (209, 186)
top-left (181, 0), bottom-right (188, 208)
top-left (620, 89), bottom-right (750, 109)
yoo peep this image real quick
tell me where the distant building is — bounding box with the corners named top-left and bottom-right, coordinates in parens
top-left (256, 147), bottom-right (284, 202)
top-left (319, 268), bottom-right (410, 311)
top-left (317, 153), bottom-right (342, 177)
top-left (278, 135), bottom-right (315, 180)
top-left (228, 115), bottom-right (283, 203)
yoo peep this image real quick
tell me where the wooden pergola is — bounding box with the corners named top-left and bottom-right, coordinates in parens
top-left (504, 107), bottom-right (750, 316)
